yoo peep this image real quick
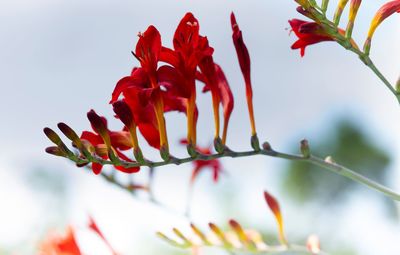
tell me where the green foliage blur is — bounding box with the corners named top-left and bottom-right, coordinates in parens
top-left (282, 119), bottom-right (396, 217)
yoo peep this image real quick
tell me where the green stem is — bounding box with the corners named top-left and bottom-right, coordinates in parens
top-left (76, 145), bottom-right (400, 201)
top-left (318, 14), bottom-right (400, 103)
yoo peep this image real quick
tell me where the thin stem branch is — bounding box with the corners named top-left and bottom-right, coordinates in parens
top-left (317, 12), bottom-right (400, 103)
top-left (74, 145), bottom-right (400, 201)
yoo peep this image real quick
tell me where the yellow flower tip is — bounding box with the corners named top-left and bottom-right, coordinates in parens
top-left (368, 1), bottom-right (400, 42)
top-left (306, 234), bottom-right (321, 254)
top-left (349, 0), bottom-right (362, 22)
top-left (333, 0), bottom-right (350, 24)
top-left (263, 190), bottom-right (287, 245)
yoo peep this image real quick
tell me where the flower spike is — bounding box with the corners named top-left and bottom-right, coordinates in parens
top-left (263, 190), bottom-right (287, 245)
top-left (364, 0), bottom-right (400, 54)
top-left (230, 12), bottom-right (257, 138)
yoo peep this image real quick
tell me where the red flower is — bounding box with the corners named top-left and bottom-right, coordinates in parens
top-left (231, 12), bottom-right (257, 137)
top-left (160, 13), bottom-right (213, 146)
top-left (288, 19), bottom-right (336, 57)
top-left (197, 61), bottom-right (234, 145)
top-left (38, 226), bottom-right (81, 255)
top-left (180, 139), bottom-right (223, 183)
top-left (81, 110), bottom-right (140, 174)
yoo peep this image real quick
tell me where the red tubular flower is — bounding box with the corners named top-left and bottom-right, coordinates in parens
top-left (160, 12), bottom-right (214, 146)
top-left (180, 139), bottom-right (222, 183)
top-left (38, 226), bottom-right (81, 255)
top-left (134, 26), bottom-right (169, 154)
top-left (289, 19), bottom-right (336, 57)
top-left (364, 0), bottom-right (400, 53)
top-left (82, 110), bottom-right (140, 174)
top-left (198, 62), bottom-right (234, 145)
top-left (231, 12), bottom-right (257, 137)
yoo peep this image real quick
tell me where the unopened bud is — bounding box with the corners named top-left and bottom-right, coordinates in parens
top-left (43, 127), bottom-right (62, 145)
top-left (251, 135), bottom-right (260, 151)
top-left (45, 146), bottom-right (66, 157)
top-left (57, 122), bottom-right (82, 147)
top-left (321, 0), bottom-right (329, 12)
top-left (262, 142), bottom-right (272, 151)
top-left (300, 139), bottom-right (311, 158)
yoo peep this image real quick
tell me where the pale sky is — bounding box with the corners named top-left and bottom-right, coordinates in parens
top-left (0, 0), bottom-right (399, 254)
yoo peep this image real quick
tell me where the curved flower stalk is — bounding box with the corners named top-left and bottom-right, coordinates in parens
top-left (290, 0), bottom-right (400, 103)
top-left (157, 191), bottom-right (326, 255)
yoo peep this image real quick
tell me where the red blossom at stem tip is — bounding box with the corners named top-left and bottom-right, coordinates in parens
top-left (231, 12), bottom-right (257, 136)
top-left (288, 19), bottom-right (336, 57)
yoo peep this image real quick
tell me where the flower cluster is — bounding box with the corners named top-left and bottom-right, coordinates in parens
top-left (289, 0), bottom-right (400, 56)
top-left (44, 12), bottom-right (258, 176)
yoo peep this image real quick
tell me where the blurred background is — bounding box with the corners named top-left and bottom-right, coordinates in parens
top-left (0, 0), bottom-right (399, 254)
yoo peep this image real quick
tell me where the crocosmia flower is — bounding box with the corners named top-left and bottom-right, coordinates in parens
top-left (289, 19), bottom-right (336, 57)
top-left (38, 226), bottom-right (81, 255)
top-left (231, 12), bottom-right (257, 137)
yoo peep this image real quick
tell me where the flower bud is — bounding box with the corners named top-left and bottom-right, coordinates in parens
top-left (333, 0), bottom-right (349, 25)
top-left (300, 139), bottom-right (311, 158)
top-left (264, 191), bottom-right (287, 245)
top-left (213, 137), bottom-right (224, 154)
top-left (346, 0), bottom-right (362, 38)
top-left (251, 134), bottom-right (260, 151)
top-left (45, 146), bottom-right (66, 157)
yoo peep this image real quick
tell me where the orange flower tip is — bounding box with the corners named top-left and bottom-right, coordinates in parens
top-left (43, 127), bottom-right (62, 145)
top-left (112, 100), bottom-right (134, 128)
top-left (262, 141), bottom-right (272, 151)
top-left (213, 137), bottom-right (224, 154)
top-left (45, 146), bottom-right (66, 157)
top-left (251, 134), bottom-right (260, 151)
top-left (87, 110), bottom-right (107, 134)
top-left (300, 139), bottom-right (311, 157)
top-left (228, 219), bottom-right (240, 230)
top-left (307, 235), bottom-right (321, 254)
top-left (263, 190), bottom-right (281, 216)
top-left (57, 122), bottom-right (80, 144)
